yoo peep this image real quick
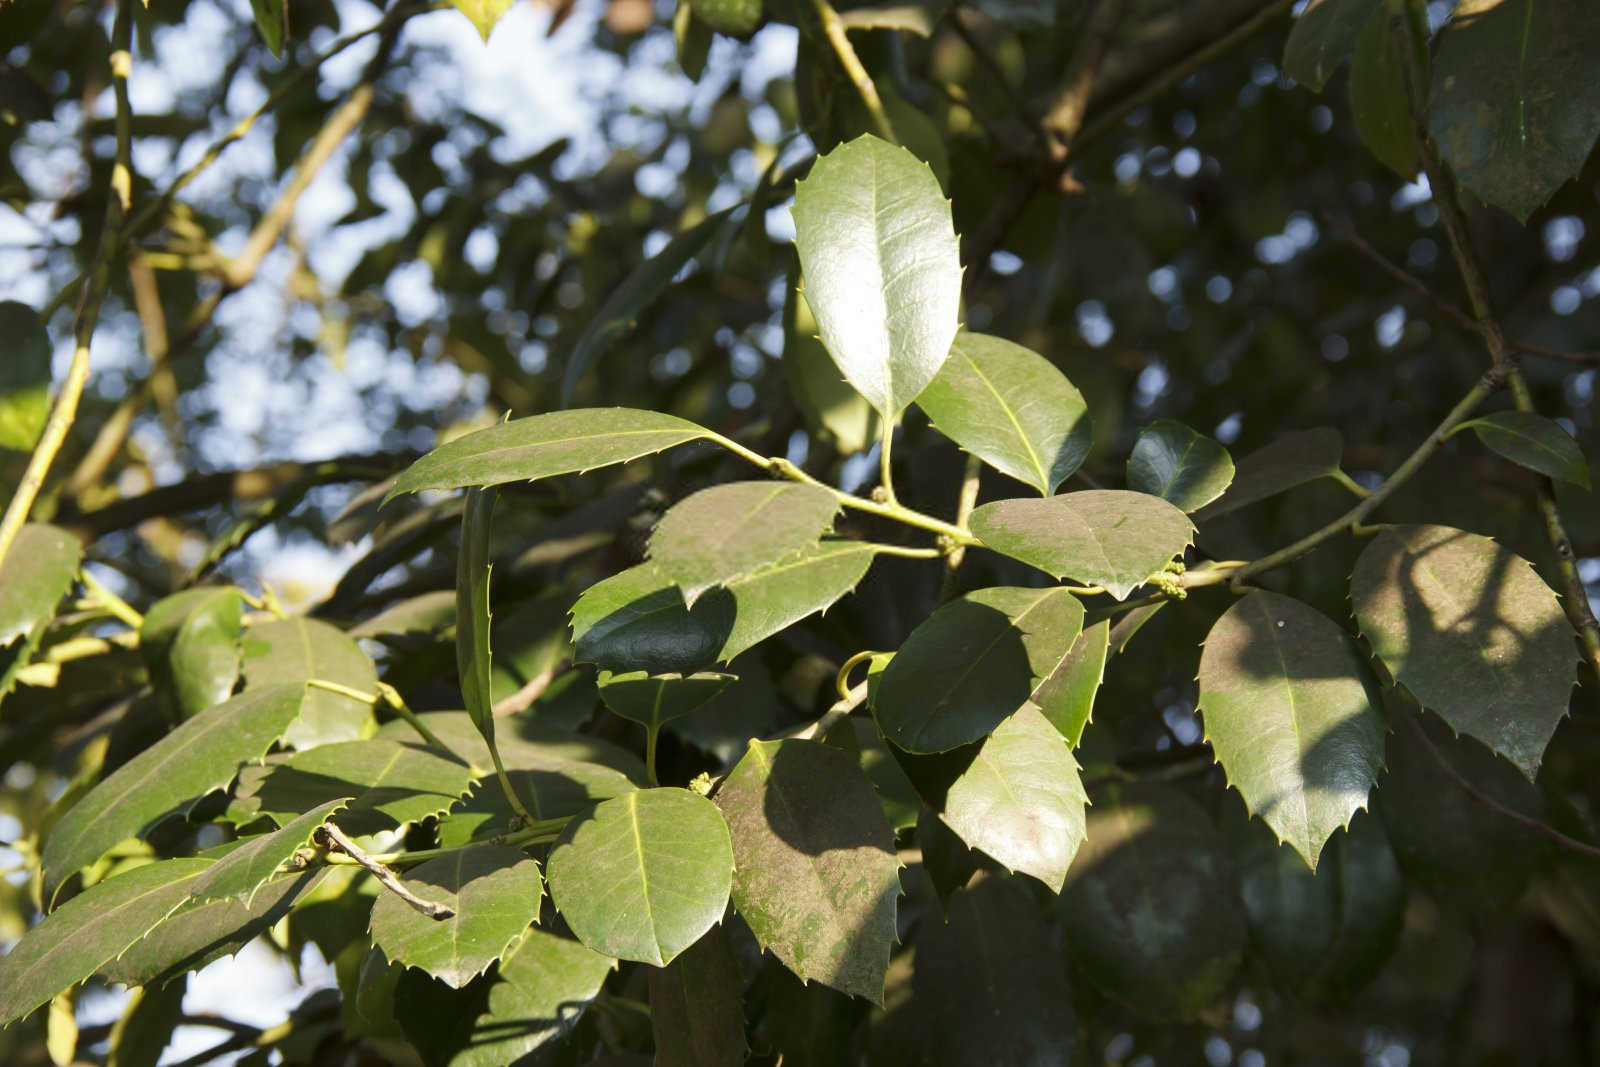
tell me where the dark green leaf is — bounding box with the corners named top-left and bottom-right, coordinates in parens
top-left (1351, 524), bottom-right (1576, 777)
top-left (248, 0), bottom-right (287, 55)
top-left (941, 703), bottom-right (1088, 892)
top-left (912, 876), bottom-right (1076, 1065)
top-left (1060, 783), bottom-right (1245, 1020)
top-left (716, 738), bottom-right (899, 1002)
top-left (649, 925), bottom-right (748, 1067)
top-left (388, 409), bottom-right (714, 498)
top-left (791, 135), bottom-right (961, 419)
top-left (674, 0), bottom-right (712, 81)
top-left (1126, 419), bottom-right (1235, 512)
top-left (547, 788), bottom-right (733, 965)
top-left (1349, 3), bottom-right (1425, 178)
top-left (1030, 619), bottom-right (1109, 745)
top-left (190, 798), bottom-right (350, 903)
top-left (649, 481), bottom-right (839, 605)
top-left (230, 738), bottom-right (477, 835)
top-left (241, 617), bottom-right (377, 748)
top-left (1428, 0), bottom-right (1600, 221)
top-left (370, 845), bottom-right (542, 987)
top-left (850, 719), bottom-right (921, 831)
top-left (1283, 0), bottom-right (1382, 90)
top-left (561, 208), bottom-right (739, 402)
top-left (0, 301), bottom-right (52, 451)
top-left (1194, 428), bottom-right (1344, 521)
top-left (450, 0), bottom-right (513, 40)
top-left (457, 486), bottom-right (496, 738)
top-left (716, 539), bottom-right (879, 661)
top-left (597, 669), bottom-right (734, 728)
top-left (1459, 410), bottom-right (1590, 488)
top-left (570, 562), bottom-right (735, 674)
top-left (915, 332), bottom-right (1092, 495)
top-left (969, 491), bottom-right (1194, 600)
top-left (0, 523), bottom-right (80, 648)
top-left (1198, 592), bottom-right (1387, 867)
top-left (140, 588), bottom-right (244, 720)
top-left (447, 929), bottom-right (616, 1067)
top-left (106, 975), bottom-right (187, 1067)
top-left (875, 586), bottom-right (1083, 753)
top-left (348, 590), bottom-right (455, 640)
top-left (0, 858), bottom-right (211, 1026)
top-left (438, 760), bottom-right (637, 848)
top-left (41, 683), bottom-right (307, 898)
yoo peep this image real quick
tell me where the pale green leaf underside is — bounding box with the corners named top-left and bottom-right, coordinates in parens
top-left (1126, 419), bottom-right (1235, 513)
top-left (388, 409), bottom-right (713, 498)
top-left (547, 788), bottom-right (732, 966)
top-left (915, 331), bottom-right (1091, 495)
top-left (0, 523), bottom-right (80, 648)
top-left (1198, 592), bottom-right (1386, 868)
top-left (1460, 410), bottom-right (1590, 488)
top-left (41, 684), bottom-right (308, 899)
top-left (970, 490), bottom-right (1195, 600)
top-left (791, 134), bottom-right (962, 419)
top-left (941, 703), bottom-right (1089, 892)
top-left (1351, 523), bottom-right (1576, 778)
top-left (716, 739), bottom-right (899, 1003)
top-left (370, 844), bottom-right (543, 987)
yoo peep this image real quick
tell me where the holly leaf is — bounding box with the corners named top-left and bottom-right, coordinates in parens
top-left (597, 670), bottom-right (734, 729)
top-left (1351, 524), bottom-right (1577, 777)
top-left (1458, 410), bottom-right (1590, 488)
top-left (457, 486), bottom-right (496, 739)
top-left (1194, 428), bottom-right (1345, 521)
top-left (1030, 620), bottom-right (1109, 745)
top-left (716, 739), bottom-right (899, 1002)
top-left (0, 301), bottom-right (52, 451)
top-left (1283, 0), bottom-right (1383, 90)
top-left (547, 788), bottom-right (732, 965)
top-left (649, 481), bottom-right (839, 606)
top-left (649, 925), bottom-right (748, 1067)
top-left (570, 562), bottom-right (735, 675)
top-left (190, 797), bottom-right (351, 903)
top-left (715, 539), bottom-right (878, 661)
top-left (140, 588), bottom-right (244, 720)
top-left (1126, 420), bottom-right (1234, 512)
top-left (1198, 592), bottom-right (1387, 868)
top-left (447, 929), bottom-right (617, 1067)
top-left (969, 491), bottom-right (1194, 600)
top-left (0, 524), bottom-right (80, 648)
top-left (242, 617), bottom-right (378, 748)
top-left (915, 332), bottom-right (1092, 495)
top-left (791, 135), bottom-right (961, 420)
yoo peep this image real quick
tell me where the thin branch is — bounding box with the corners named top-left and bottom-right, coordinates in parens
top-left (1039, 0), bottom-right (1124, 166)
top-left (316, 822), bottom-right (455, 919)
top-left (939, 454), bottom-right (983, 601)
top-left (491, 659), bottom-right (571, 716)
top-left (812, 0), bottom-right (898, 143)
top-left (947, 9), bottom-right (1034, 127)
top-left (787, 680), bottom-right (870, 742)
top-left (0, 2), bottom-right (135, 571)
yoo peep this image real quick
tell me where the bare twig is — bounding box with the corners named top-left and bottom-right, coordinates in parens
top-left (316, 822), bottom-right (455, 919)
top-left (492, 660), bottom-right (573, 716)
top-left (1040, 0), bottom-right (1124, 167)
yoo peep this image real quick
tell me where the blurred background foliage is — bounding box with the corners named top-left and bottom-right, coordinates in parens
top-left (3, 0), bottom-right (1600, 1063)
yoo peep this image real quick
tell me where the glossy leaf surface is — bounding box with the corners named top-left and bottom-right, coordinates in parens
top-left (649, 481), bottom-right (839, 605)
top-left (1459, 410), bottom-right (1590, 488)
top-left (1194, 428), bottom-right (1344, 520)
top-left (1031, 619), bottom-right (1109, 745)
top-left (597, 669), bottom-right (734, 728)
top-left (1126, 419), bottom-right (1235, 512)
top-left (456, 486), bottom-right (496, 738)
top-left (649, 925), bottom-right (748, 1067)
top-left (447, 929), bottom-right (616, 1067)
top-left (242, 617), bottom-right (377, 748)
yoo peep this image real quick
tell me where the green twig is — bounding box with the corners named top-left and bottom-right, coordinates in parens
top-left (78, 568), bottom-right (143, 629)
top-left (835, 649), bottom-right (882, 700)
top-left (811, 0), bottom-right (898, 143)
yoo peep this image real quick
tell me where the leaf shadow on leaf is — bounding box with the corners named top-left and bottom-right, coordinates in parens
top-left (242, 753), bottom-right (471, 836)
top-left (577, 584), bottom-right (737, 675)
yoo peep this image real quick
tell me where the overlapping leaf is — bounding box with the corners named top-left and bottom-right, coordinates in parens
top-left (1349, 2), bottom-right (1425, 178)
top-left (190, 798), bottom-right (350, 903)
top-left (597, 670), bottom-right (734, 728)
top-left (1126, 420), bottom-right (1234, 512)
top-left (0, 300), bottom-right (52, 451)
top-left (716, 539), bottom-right (878, 660)
top-left (447, 930), bottom-right (616, 1067)
top-left (1458, 410), bottom-right (1590, 488)
top-left (784, 288), bottom-right (878, 455)
top-left (648, 925), bottom-right (748, 1067)
top-left (970, 491), bottom-right (1194, 600)
top-left (1194, 428), bottom-right (1344, 521)
top-left (242, 617), bottom-right (377, 748)
top-left (41, 684), bottom-right (307, 898)
top-left (1283, 0), bottom-right (1382, 90)
top-left (1030, 620), bottom-right (1109, 745)
top-left (0, 524), bottom-right (80, 648)
top-left (1198, 592), bottom-right (1387, 867)
top-left (457, 486), bottom-right (496, 738)
top-left (791, 135), bottom-right (961, 419)
top-left (1350, 524), bottom-right (1576, 777)
top-left (388, 409), bottom-right (714, 498)
top-left (140, 588), bottom-right (244, 720)
top-left (649, 481), bottom-right (839, 605)
top-left (716, 739), bottom-right (899, 1002)
top-left (915, 332), bottom-right (1091, 495)
top-left (547, 788), bottom-right (732, 965)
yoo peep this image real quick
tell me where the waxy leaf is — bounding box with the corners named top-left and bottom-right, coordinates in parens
top-left (41, 683), bottom-right (307, 899)
top-left (0, 300), bottom-right (52, 451)
top-left (140, 588), bottom-right (244, 720)
top-left (1283, 0), bottom-right (1382, 90)
top-left (970, 491), bottom-right (1194, 600)
top-left (1458, 410), bottom-right (1590, 488)
top-left (941, 703), bottom-right (1088, 892)
top-left (242, 617), bottom-right (377, 748)
top-left (450, 0), bottom-right (513, 40)
top-left (1060, 783), bottom-right (1245, 1019)
top-left (0, 858), bottom-right (212, 1026)
top-left (570, 562), bottom-right (735, 674)
top-left (190, 798), bottom-right (350, 903)
top-left (716, 739), bottom-right (899, 1002)
top-left (649, 925), bottom-right (748, 1067)
top-left (1351, 524), bottom-right (1576, 777)
top-left (231, 738), bottom-right (477, 835)
top-left (912, 876), bottom-right (1076, 1065)
top-left (457, 486), bottom-right (496, 739)
top-left (562, 206), bottom-right (739, 403)
top-left (1198, 592), bottom-right (1387, 868)
top-left (597, 669), bottom-right (734, 728)
top-left (874, 586), bottom-right (1083, 753)
top-left (791, 135), bottom-right (961, 419)
top-left (1031, 619), bottom-right (1109, 745)
top-left (716, 539), bottom-right (878, 661)
top-left (370, 845), bottom-right (542, 987)
top-left (1126, 420), bottom-right (1235, 512)
top-left (1349, 2), bottom-right (1424, 179)
top-left (448, 929), bottom-right (616, 1067)
top-left (649, 481), bottom-right (839, 605)
top-left (1428, 0), bottom-right (1600, 221)
top-left (439, 760), bottom-right (637, 848)
top-left (547, 788), bottom-right (732, 965)
top-left (0, 523), bottom-right (80, 648)
top-left (915, 332), bottom-right (1091, 495)
top-left (1194, 428), bottom-right (1344, 521)
top-left (785, 288), bottom-right (878, 455)
top-left (388, 409), bottom-right (713, 498)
